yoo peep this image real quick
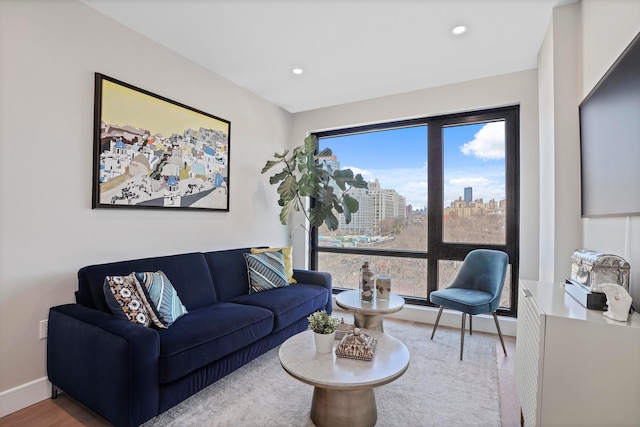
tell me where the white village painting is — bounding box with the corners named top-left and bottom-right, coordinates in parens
top-left (94, 75), bottom-right (230, 211)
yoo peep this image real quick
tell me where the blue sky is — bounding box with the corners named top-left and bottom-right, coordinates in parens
top-left (320, 121), bottom-right (506, 208)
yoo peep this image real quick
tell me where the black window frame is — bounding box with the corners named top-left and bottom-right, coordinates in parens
top-left (310, 105), bottom-right (520, 317)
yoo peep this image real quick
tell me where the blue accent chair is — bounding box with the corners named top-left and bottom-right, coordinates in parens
top-left (429, 249), bottom-right (508, 360)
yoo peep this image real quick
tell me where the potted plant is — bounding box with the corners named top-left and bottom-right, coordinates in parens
top-left (261, 134), bottom-right (368, 238)
top-left (307, 310), bottom-right (340, 353)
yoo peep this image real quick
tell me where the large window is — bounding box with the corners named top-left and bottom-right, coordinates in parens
top-left (312, 106), bottom-right (519, 316)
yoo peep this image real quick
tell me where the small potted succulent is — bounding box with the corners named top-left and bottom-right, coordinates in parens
top-left (307, 310), bottom-right (340, 353)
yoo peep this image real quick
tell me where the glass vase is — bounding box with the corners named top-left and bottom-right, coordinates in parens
top-left (376, 274), bottom-right (392, 300)
top-left (360, 261), bottom-right (374, 302)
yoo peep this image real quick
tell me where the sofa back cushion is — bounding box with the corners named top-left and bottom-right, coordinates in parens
top-left (78, 252), bottom-right (217, 313)
top-left (204, 247), bottom-right (262, 301)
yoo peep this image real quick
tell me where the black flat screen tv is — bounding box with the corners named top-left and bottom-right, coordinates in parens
top-left (579, 31), bottom-right (640, 218)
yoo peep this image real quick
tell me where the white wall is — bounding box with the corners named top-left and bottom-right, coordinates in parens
top-left (0, 0), bottom-right (291, 415)
top-left (580, 1), bottom-right (640, 302)
top-left (537, 3), bottom-right (582, 283)
top-left (537, 22), bottom-right (557, 282)
top-left (3, 0), bottom-right (639, 418)
top-left (291, 70), bottom-right (541, 281)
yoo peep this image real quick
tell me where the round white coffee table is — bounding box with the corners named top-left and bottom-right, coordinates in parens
top-left (335, 289), bottom-right (405, 332)
top-left (278, 330), bottom-right (410, 427)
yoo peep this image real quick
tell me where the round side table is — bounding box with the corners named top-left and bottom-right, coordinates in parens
top-left (335, 289), bottom-right (405, 332)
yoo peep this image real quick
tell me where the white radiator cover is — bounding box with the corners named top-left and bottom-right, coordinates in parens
top-left (515, 286), bottom-right (544, 426)
top-left (515, 280), bottom-right (640, 427)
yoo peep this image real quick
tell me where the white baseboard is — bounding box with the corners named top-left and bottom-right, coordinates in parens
top-left (0, 377), bottom-right (51, 418)
top-left (1, 302), bottom-right (516, 418)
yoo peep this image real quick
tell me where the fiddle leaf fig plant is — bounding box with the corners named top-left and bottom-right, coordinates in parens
top-left (261, 134), bottom-right (368, 234)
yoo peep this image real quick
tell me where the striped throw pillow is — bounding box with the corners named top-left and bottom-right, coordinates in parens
top-left (244, 250), bottom-right (289, 294)
top-left (250, 247), bottom-right (297, 283)
top-left (135, 271), bottom-right (188, 327)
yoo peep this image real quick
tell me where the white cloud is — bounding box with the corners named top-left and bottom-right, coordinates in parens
top-left (449, 177), bottom-right (491, 187)
top-left (460, 122), bottom-right (505, 160)
top-left (344, 166), bottom-right (369, 178)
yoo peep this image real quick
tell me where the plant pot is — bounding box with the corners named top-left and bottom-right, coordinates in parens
top-left (313, 331), bottom-right (336, 353)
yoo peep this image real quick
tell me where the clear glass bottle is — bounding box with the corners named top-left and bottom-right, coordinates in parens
top-left (360, 261), bottom-right (374, 302)
top-left (376, 274), bottom-right (391, 300)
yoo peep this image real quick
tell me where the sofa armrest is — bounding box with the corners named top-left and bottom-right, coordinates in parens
top-left (47, 304), bottom-right (160, 427)
top-left (292, 269), bottom-right (333, 313)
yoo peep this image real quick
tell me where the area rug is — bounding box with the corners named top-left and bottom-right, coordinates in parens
top-left (143, 318), bottom-right (501, 427)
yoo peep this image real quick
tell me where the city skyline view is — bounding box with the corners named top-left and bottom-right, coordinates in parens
top-left (316, 115), bottom-right (513, 309)
top-left (320, 121), bottom-right (506, 208)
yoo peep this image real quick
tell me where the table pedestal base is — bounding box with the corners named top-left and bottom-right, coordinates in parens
top-left (353, 313), bottom-right (384, 332)
top-left (310, 387), bottom-right (377, 427)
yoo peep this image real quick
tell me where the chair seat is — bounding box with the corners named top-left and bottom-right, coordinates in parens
top-left (429, 288), bottom-right (494, 315)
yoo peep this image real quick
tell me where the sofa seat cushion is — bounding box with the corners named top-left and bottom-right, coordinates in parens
top-left (229, 284), bottom-right (329, 333)
top-left (156, 302), bottom-right (273, 384)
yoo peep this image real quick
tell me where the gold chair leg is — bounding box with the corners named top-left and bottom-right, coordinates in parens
top-left (460, 313), bottom-right (466, 360)
top-left (493, 312), bottom-right (507, 356)
top-left (431, 306), bottom-right (444, 340)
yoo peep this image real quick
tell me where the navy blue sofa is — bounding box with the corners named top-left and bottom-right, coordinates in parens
top-left (47, 247), bottom-right (332, 427)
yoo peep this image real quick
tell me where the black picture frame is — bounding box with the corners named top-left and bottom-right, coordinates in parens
top-left (92, 73), bottom-right (230, 211)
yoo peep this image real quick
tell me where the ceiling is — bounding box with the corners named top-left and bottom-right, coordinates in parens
top-left (81, 0), bottom-right (576, 113)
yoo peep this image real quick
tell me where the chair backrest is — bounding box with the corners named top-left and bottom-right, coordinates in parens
top-left (449, 249), bottom-right (509, 305)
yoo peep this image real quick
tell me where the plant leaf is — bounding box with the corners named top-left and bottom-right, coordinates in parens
top-left (332, 169), bottom-right (355, 181)
top-left (308, 204), bottom-right (324, 228)
top-left (304, 134), bottom-right (318, 152)
top-left (317, 147), bottom-right (332, 157)
top-left (342, 193), bottom-right (359, 213)
top-left (342, 207), bottom-right (352, 224)
top-left (352, 173), bottom-right (368, 188)
top-left (261, 160), bottom-right (281, 174)
top-left (324, 211), bottom-right (339, 230)
top-left (279, 199), bottom-right (293, 225)
top-left (269, 170), bottom-right (289, 185)
top-left (342, 194), bottom-right (359, 224)
top-left (277, 175), bottom-right (298, 202)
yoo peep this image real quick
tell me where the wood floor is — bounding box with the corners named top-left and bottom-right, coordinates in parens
top-left (0, 394), bottom-right (111, 427)
top-left (0, 327), bottom-right (520, 427)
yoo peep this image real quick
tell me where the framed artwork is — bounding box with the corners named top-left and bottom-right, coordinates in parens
top-left (92, 73), bottom-right (230, 211)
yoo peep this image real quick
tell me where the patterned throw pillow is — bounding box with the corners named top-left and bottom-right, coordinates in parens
top-left (135, 271), bottom-right (188, 327)
top-left (103, 273), bottom-right (152, 327)
top-left (244, 250), bottom-right (289, 294)
top-left (250, 247), bottom-right (297, 283)
top-left (131, 276), bottom-right (167, 329)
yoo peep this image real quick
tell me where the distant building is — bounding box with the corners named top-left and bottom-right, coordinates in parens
top-left (445, 191), bottom-right (506, 219)
top-left (464, 187), bottom-right (472, 205)
top-left (319, 160), bottom-right (406, 235)
top-left (368, 179), bottom-right (407, 231)
top-left (338, 187), bottom-right (374, 233)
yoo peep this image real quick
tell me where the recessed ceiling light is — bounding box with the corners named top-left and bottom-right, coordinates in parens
top-left (292, 68), bottom-right (304, 75)
top-left (452, 25), bottom-right (467, 36)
